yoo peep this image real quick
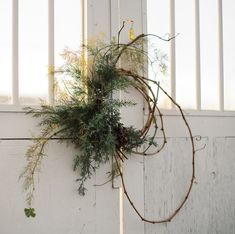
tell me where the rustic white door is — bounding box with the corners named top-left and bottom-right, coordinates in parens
top-left (0, 1), bottom-right (235, 234)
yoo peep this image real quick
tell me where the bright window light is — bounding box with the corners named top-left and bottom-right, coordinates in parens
top-left (0, 0), bottom-right (82, 105)
top-left (147, 0), bottom-right (235, 111)
top-left (19, 0), bottom-right (48, 104)
top-left (0, 0), bottom-right (12, 104)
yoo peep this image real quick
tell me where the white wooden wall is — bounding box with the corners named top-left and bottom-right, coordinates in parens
top-left (1, 0), bottom-right (235, 233)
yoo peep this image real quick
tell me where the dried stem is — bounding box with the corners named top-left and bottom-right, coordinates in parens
top-left (113, 69), bottom-right (195, 224)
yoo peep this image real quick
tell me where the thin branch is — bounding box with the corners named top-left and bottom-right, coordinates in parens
top-left (117, 21), bottom-right (126, 48)
top-left (112, 69), bottom-right (196, 223)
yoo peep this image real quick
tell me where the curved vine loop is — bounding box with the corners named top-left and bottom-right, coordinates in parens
top-left (110, 30), bottom-right (196, 223)
top-left (114, 73), bottom-right (195, 223)
top-left (21, 26), bottom-right (197, 223)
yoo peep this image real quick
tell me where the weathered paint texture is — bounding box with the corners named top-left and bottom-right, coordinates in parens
top-left (1, 0), bottom-right (235, 233)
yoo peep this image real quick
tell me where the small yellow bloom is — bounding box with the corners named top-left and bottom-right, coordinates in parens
top-left (48, 64), bottom-right (55, 75)
top-left (128, 20), bottom-right (135, 41)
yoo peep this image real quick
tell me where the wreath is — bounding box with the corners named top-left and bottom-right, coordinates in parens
top-left (20, 22), bottom-right (196, 223)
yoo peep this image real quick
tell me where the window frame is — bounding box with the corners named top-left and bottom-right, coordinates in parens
top-left (0, 0), bottom-right (85, 111)
top-left (144, 0), bottom-right (235, 114)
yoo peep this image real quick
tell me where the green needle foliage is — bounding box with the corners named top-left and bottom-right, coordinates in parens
top-left (20, 35), bottom-right (149, 216)
top-left (20, 24), bottom-right (197, 223)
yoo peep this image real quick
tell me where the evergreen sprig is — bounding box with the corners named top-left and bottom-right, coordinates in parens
top-left (21, 27), bottom-right (196, 224)
top-left (21, 36), bottom-right (146, 215)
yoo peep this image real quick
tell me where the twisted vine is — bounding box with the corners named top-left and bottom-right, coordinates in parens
top-left (20, 23), bottom-right (196, 223)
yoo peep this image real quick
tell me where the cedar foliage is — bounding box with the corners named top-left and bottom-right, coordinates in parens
top-left (20, 27), bottom-right (196, 224)
top-left (21, 35), bottom-right (150, 211)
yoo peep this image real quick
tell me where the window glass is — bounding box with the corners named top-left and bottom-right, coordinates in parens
top-left (0, 0), bottom-right (82, 106)
top-left (19, 0), bottom-right (48, 104)
top-left (0, 0), bottom-right (12, 104)
top-left (200, 0), bottom-right (219, 110)
top-left (147, 0), bottom-right (171, 109)
top-left (147, 0), bottom-right (235, 111)
top-left (223, 0), bottom-right (235, 110)
top-left (55, 0), bottom-right (82, 68)
top-left (175, 0), bottom-right (196, 109)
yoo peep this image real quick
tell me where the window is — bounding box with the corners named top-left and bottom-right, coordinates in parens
top-left (147, 0), bottom-right (235, 111)
top-left (0, 0), bottom-right (83, 105)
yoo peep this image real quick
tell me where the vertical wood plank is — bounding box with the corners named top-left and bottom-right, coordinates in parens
top-left (109, 2), bottom-right (125, 233)
top-left (0, 141), bottom-right (97, 234)
top-left (86, 0), bottom-right (111, 41)
top-left (86, 1), bottom-right (121, 233)
top-left (144, 137), bottom-right (210, 234)
top-left (209, 138), bottom-right (235, 234)
top-left (195, 0), bottom-right (201, 110)
top-left (80, 0), bottom-right (85, 44)
top-left (217, 0), bottom-right (224, 111)
top-left (169, 0), bottom-right (176, 106)
top-left (117, 1), bottom-right (145, 233)
top-left (95, 162), bottom-right (120, 234)
top-left (110, 0), bottom-right (120, 39)
top-left (12, 0), bottom-right (19, 105)
top-left (48, 0), bottom-right (54, 105)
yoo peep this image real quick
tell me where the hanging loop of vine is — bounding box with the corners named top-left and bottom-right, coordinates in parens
top-left (20, 22), bottom-right (196, 223)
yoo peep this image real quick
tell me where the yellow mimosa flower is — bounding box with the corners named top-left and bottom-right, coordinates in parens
top-left (128, 20), bottom-right (135, 41)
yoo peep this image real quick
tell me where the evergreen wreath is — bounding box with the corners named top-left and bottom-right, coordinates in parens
top-left (21, 22), bottom-right (196, 223)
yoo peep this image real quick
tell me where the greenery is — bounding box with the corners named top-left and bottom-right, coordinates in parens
top-left (21, 30), bottom-right (148, 213)
top-left (20, 23), bottom-right (196, 224)
top-left (24, 208), bottom-right (36, 218)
